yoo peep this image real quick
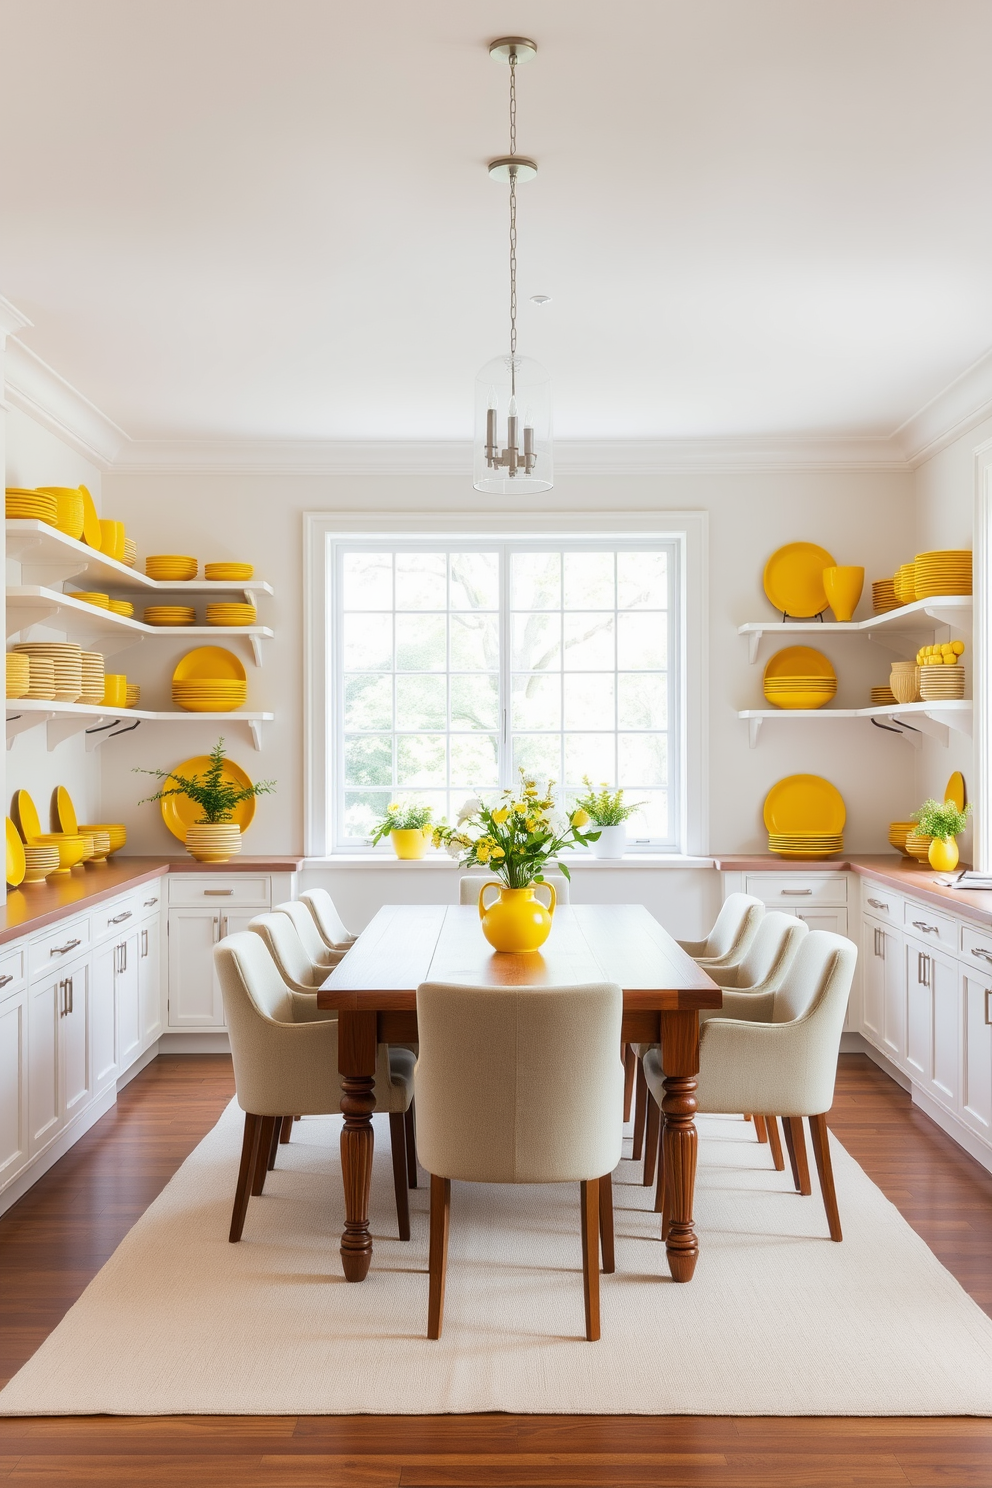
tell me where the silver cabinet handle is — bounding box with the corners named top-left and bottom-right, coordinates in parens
top-left (115, 941), bottom-right (127, 974)
top-left (986, 988), bottom-right (992, 1027)
top-left (0, 974), bottom-right (13, 989)
top-left (912, 921), bottom-right (939, 935)
top-left (867, 898), bottom-right (888, 910)
top-left (51, 938), bottom-right (81, 957)
top-left (67, 975), bottom-right (73, 1014)
top-left (220, 915), bottom-right (229, 938)
top-left (213, 914), bottom-right (220, 943)
top-left (972, 947), bottom-right (992, 964)
top-left (781, 889), bottom-right (813, 896)
top-left (141, 928), bottom-right (148, 957)
top-left (143, 897), bottom-right (158, 907)
top-left (918, 951), bottom-right (930, 988)
top-left (58, 978), bottom-right (66, 1018)
top-left (203, 889), bottom-right (234, 897)
top-left (108, 911), bottom-right (132, 925)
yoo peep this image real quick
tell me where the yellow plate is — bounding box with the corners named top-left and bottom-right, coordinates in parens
top-left (159, 754), bottom-right (256, 842)
top-left (763, 646), bottom-right (837, 682)
top-left (54, 785), bottom-right (79, 835)
top-left (763, 543), bottom-right (836, 618)
top-left (945, 771), bottom-right (966, 812)
top-left (172, 646), bottom-right (246, 683)
top-left (6, 818), bottom-right (25, 888)
top-left (79, 485), bottom-right (102, 550)
top-left (763, 774), bottom-right (846, 835)
top-left (12, 789), bottom-right (42, 843)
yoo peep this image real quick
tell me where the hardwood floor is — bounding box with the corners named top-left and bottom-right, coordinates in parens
top-left (0, 1052), bottom-right (989, 1485)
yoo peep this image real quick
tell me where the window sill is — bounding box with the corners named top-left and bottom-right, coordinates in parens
top-left (305, 854), bottom-right (715, 870)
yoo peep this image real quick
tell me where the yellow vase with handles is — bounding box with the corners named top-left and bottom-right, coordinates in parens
top-left (479, 881), bottom-right (556, 953)
top-left (928, 836), bottom-right (959, 872)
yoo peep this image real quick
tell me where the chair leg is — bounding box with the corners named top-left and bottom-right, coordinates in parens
top-left (279, 1115), bottom-right (294, 1144)
top-left (388, 1112), bottom-right (412, 1241)
top-left (405, 1102), bottom-right (418, 1189)
top-left (783, 1116), bottom-right (812, 1195)
top-left (808, 1113), bottom-right (843, 1241)
top-left (765, 1115), bottom-right (785, 1172)
top-left (631, 1057), bottom-right (648, 1160)
top-left (267, 1117), bottom-right (282, 1170)
top-left (427, 1174), bottom-right (451, 1340)
top-left (753, 1114), bottom-right (769, 1144)
top-left (229, 1113), bottom-right (262, 1242)
top-left (580, 1178), bottom-right (601, 1342)
top-left (642, 1091), bottom-right (660, 1186)
top-left (623, 1042), bottom-right (636, 1122)
top-left (252, 1116), bottom-right (276, 1196)
top-left (598, 1169), bottom-right (615, 1274)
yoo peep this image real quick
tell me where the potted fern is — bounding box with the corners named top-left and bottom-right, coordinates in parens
top-left (369, 801), bottom-right (438, 859)
top-left (912, 797), bottom-right (972, 873)
top-left (135, 739), bottom-right (276, 862)
top-left (574, 777), bottom-right (646, 859)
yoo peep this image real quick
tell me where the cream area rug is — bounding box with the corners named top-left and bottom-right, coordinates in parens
top-left (2, 1102), bottom-right (992, 1417)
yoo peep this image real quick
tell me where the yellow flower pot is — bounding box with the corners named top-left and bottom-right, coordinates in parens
top-left (479, 882), bottom-right (556, 953)
top-left (928, 836), bottom-right (960, 872)
top-left (391, 828), bottom-right (429, 860)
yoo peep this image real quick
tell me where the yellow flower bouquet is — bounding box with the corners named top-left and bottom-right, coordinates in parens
top-left (436, 769), bottom-right (599, 888)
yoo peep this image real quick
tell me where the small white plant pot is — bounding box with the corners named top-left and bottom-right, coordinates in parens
top-left (589, 824), bottom-right (627, 859)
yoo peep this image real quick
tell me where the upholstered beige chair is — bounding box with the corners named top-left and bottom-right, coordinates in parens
top-left (273, 899), bottom-right (343, 971)
top-left (300, 888), bottom-right (358, 952)
top-left (214, 932), bottom-right (417, 1241)
top-left (677, 893), bottom-right (764, 967)
top-left (248, 911), bottom-right (336, 994)
top-left (458, 872), bottom-right (569, 908)
top-left (642, 930), bottom-right (857, 1243)
top-left (414, 979), bottom-right (624, 1342)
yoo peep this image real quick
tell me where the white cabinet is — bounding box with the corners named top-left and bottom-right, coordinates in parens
top-left (28, 958), bottom-right (91, 1156)
top-left (961, 971), bottom-right (992, 1142)
top-left (139, 915), bottom-right (163, 1047)
top-left (115, 931), bottom-right (141, 1072)
top-left (90, 938), bottom-right (118, 1097)
top-left (166, 874), bottom-right (279, 1031)
top-left (904, 934), bottom-right (958, 1110)
top-left (863, 916), bottom-right (905, 1065)
top-left (0, 988), bottom-right (28, 1189)
top-left (60, 961), bottom-right (91, 1124)
top-left (905, 940), bottom-right (932, 1084)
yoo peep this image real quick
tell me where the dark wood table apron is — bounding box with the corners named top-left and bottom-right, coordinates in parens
top-left (317, 903), bottom-right (722, 1284)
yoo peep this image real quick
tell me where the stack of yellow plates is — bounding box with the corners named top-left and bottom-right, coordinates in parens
top-left (78, 823), bottom-right (126, 856)
top-left (109, 599), bottom-right (134, 618)
top-left (913, 550), bottom-right (972, 598)
top-left (871, 686), bottom-right (897, 706)
top-left (872, 577), bottom-right (899, 613)
top-left (123, 538), bottom-right (137, 568)
top-left (30, 834), bottom-right (90, 874)
top-left (126, 684), bottom-right (141, 707)
top-left (71, 591), bottom-right (110, 608)
top-left (762, 646), bottom-right (837, 710)
top-left (764, 774), bottom-right (846, 859)
top-left (205, 562), bottom-right (254, 581)
top-left (893, 563), bottom-right (917, 606)
top-left (6, 653), bottom-right (29, 699)
top-left (37, 487), bottom-right (84, 540)
top-left (6, 488), bottom-right (57, 525)
top-left (919, 664), bottom-right (965, 700)
top-left (146, 554), bottom-right (197, 581)
top-left (205, 602), bottom-right (256, 626)
top-left (889, 821), bottom-right (916, 857)
top-left (21, 843), bottom-right (60, 884)
top-left (79, 651), bottom-right (106, 704)
top-left (23, 656), bottom-right (55, 700)
top-left (144, 606), bottom-right (196, 626)
top-left (904, 830), bottom-right (933, 864)
top-left (86, 829), bottom-right (112, 862)
top-left (172, 645), bottom-right (247, 712)
top-left (13, 642), bottom-right (82, 702)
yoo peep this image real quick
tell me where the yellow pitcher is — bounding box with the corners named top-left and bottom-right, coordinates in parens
top-left (479, 881), bottom-right (556, 953)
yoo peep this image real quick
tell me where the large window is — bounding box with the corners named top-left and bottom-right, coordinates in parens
top-left (328, 538), bottom-right (680, 851)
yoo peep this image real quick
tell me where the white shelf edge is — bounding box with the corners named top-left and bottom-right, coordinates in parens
top-left (5, 699), bottom-right (274, 752)
top-left (737, 596), bottom-right (972, 661)
top-left (5, 521), bottom-right (274, 596)
top-left (737, 699), bottom-right (972, 748)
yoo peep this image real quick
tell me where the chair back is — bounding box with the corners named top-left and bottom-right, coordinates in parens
top-left (273, 899), bottom-right (335, 965)
top-left (214, 932), bottom-right (296, 1109)
top-left (299, 888), bottom-right (354, 948)
top-left (458, 873), bottom-right (569, 908)
top-left (248, 912), bottom-right (321, 990)
top-left (730, 911), bottom-right (808, 989)
top-left (414, 980), bottom-right (624, 1185)
top-left (704, 893), bottom-right (764, 959)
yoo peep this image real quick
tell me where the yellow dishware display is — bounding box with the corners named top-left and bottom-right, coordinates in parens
top-left (101, 675), bottom-right (127, 708)
top-left (6, 818), bottom-right (25, 889)
top-left (78, 823), bottom-right (126, 856)
top-left (109, 599), bottom-right (134, 618)
top-left (23, 656), bottom-right (56, 701)
top-left (5, 488), bottom-right (58, 525)
top-left (126, 684), bottom-right (140, 706)
top-left (78, 485), bottom-right (102, 549)
top-left (30, 834), bottom-right (89, 874)
top-left (13, 642), bottom-right (82, 702)
top-left (871, 686), bottom-right (896, 706)
top-left (79, 651), bottom-right (106, 704)
top-left (21, 844), bottom-right (60, 884)
top-left (204, 562), bottom-right (254, 581)
top-left (893, 563), bottom-right (917, 606)
top-left (889, 821), bottom-right (916, 858)
top-left (479, 882), bottom-right (556, 953)
top-left (146, 555), bottom-right (197, 580)
top-left (36, 487), bottom-right (84, 541)
top-left (159, 753), bottom-right (256, 842)
top-left (762, 645), bottom-right (837, 710)
top-left (763, 775), bottom-right (846, 835)
top-left (205, 603), bottom-right (257, 626)
top-left (822, 565), bottom-right (864, 623)
top-left (143, 606), bottom-right (196, 626)
top-left (86, 830), bottom-right (112, 863)
top-left (172, 647), bottom-right (247, 713)
top-left (904, 830), bottom-right (933, 864)
top-left (53, 785), bottom-right (79, 835)
top-left (6, 652), bottom-right (29, 699)
top-left (12, 789), bottom-right (43, 844)
top-left (762, 542), bottom-right (836, 618)
top-left (913, 550), bottom-right (972, 598)
top-left (916, 640), bottom-right (966, 700)
top-left (123, 537), bottom-right (137, 567)
top-left (173, 647), bottom-right (246, 682)
top-left (945, 771), bottom-right (966, 812)
top-left (872, 578), bottom-right (899, 614)
top-left (72, 591), bottom-right (110, 607)
top-left (99, 519), bottom-right (126, 561)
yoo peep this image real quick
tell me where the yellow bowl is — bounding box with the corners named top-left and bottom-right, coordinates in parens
top-left (763, 691), bottom-right (835, 710)
top-left (78, 823), bottom-right (127, 854)
top-left (29, 834), bottom-right (89, 873)
top-left (99, 520), bottom-right (126, 561)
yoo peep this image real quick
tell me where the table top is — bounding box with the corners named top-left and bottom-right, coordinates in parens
top-left (316, 903), bottom-right (722, 1013)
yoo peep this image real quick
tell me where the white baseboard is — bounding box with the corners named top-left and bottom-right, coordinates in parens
top-left (157, 1032), bottom-right (231, 1054)
top-left (911, 1086), bottom-right (992, 1176)
top-left (117, 1043), bottom-right (160, 1092)
top-left (841, 1032), bottom-right (912, 1091)
top-left (0, 1088), bottom-right (117, 1220)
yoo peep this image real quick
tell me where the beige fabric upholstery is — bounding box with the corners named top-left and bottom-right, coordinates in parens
top-left (214, 933), bottom-right (413, 1116)
top-left (300, 888), bottom-right (357, 951)
top-left (248, 912), bottom-right (330, 993)
top-left (458, 873), bottom-right (569, 908)
top-left (677, 893), bottom-right (764, 966)
top-left (415, 981), bottom-right (624, 1184)
top-left (643, 931), bottom-right (857, 1118)
top-left (704, 912), bottom-right (809, 998)
top-left (273, 899), bottom-right (343, 970)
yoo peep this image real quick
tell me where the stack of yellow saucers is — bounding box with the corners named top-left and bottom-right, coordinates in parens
top-left (872, 577), bottom-right (899, 613)
top-left (37, 487), bottom-right (84, 540)
top-left (109, 599), bottom-right (134, 618)
top-left (13, 642), bottom-right (82, 702)
top-left (913, 549), bottom-right (972, 598)
top-left (767, 833), bottom-right (844, 858)
top-left (764, 774), bottom-right (845, 860)
top-left (78, 823), bottom-right (126, 856)
top-left (889, 821), bottom-right (917, 857)
top-left (172, 645), bottom-right (247, 712)
top-left (22, 843), bottom-right (60, 883)
top-left (205, 562), bottom-right (254, 581)
top-left (123, 538), bottom-right (137, 568)
top-left (146, 554), bottom-right (197, 581)
top-left (6, 653), bottom-right (29, 699)
top-left (762, 646), bottom-right (837, 710)
top-left (871, 685), bottom-right (897, 706)
top-left (126, 684), bottom-right (140, 707)
top-left (205, 602), bottom-right (256, 626)
top-left (904, 830), bottom-right (933, 864)
top-left (919, 665), bottom-right (966, 701)
top-left (144, 605), bottom-right (196, 626)
top-left (23, 656), bottom-right (56, 700)
top-left (71, 591), bottom-right (110, 608)
top-left (79, 652), bottom-right (106, 705)
top-left (893, 563), bottom-right (917, 606)
top-left (5, 488), bottom-right (58, 525)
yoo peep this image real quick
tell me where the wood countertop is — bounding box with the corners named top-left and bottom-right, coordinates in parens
top-left (0, 854), bottom-right (305, 945)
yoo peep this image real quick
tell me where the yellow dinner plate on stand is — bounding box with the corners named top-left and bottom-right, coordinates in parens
top-left (172, 646), bottom-right (246, 683)
top-left (79, 485), bottom-right (102, 549)
top-left (763, 775), bottom-right (846, 836)
top-left (945, 771), bottom-right (966, 812)
top-left (6, 819), bottom-right (25, 888)
top-left (12, 789), bottom-right (43, 843)
top-left (159, 754), bottom-right (256, 842)
top-left (54, 785), bottom-right (79, 835)
top-left (763, 543), bottom-right (837, 618)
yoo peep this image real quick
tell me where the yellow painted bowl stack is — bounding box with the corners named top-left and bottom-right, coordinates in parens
top-left (904, 830), bottom-right (934, 864)
top-left (5, 488), bottom-right (57, 525)
top-left (78, 823), bottom-right (127, 856)
top-left (6, 653), bottom-right (29, 699)
top-left (204, 562), bottom-right (254, 581)
top-left (13, 642), bottom-right (82, 702)
top-left (126, 684), bottom-right (140, 707)
top-left (914, 550), bottom-right (972, 598)
top-left (872, 578), bottom-right (899, 613)
top-left (888, 821), bottom-right (917, 857)
top-left (762, 646), bottom-right (837, 710)
top-left (146, 555), bottom-right (197, 581)
top-left (21, 844), bottom-right (60, 884)
top-left (205, 602), bottom-right (256, 626)
top-left (172, 646), bottom-right (247, 712)
top-left (893, 563), bottom-right (917, 606)
top-left (79, 651), bottom-right (106, 705)
top-left (871, 685), bottom-right (896, 706)
top-left (144, 605), bottom-right (196, 627)
top-left (22, 657), bottom-right (56, 701)
top-left (764, 774), bottom-right (846, 860)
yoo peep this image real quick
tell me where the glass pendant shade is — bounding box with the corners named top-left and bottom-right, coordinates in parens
top-left (474, 353), bottom-right (553, 495)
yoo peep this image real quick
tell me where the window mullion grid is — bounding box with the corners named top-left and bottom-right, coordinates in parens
top-left (498, 542), bottom-right (512, 791)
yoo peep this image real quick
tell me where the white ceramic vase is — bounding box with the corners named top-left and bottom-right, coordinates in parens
top-left (589, 823), bottom-right (627, 859)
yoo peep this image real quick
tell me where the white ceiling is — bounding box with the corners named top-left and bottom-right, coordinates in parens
top-left (3, 0), bottom-right (992, 445)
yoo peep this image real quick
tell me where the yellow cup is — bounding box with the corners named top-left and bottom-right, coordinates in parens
top-left (101, 674), bottom-right (127, 708)
top-left (99, 519), bottom-right (126, 561)
top-left (822, 565), bottom-right (865, 623)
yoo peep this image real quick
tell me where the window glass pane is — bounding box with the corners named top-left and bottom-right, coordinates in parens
top-left (563, 613), bottom-right (615, 670)
top-left (618, 551), bottom-right (667, 609)
top-left (564, 732), bottom-right (615, 786)
top-left (451, 734), bottom-right (498, 789)
top-left (344, 674), bottom-right (393, 731)
top-left (343, 790), bottom-right (392, 840)
top-left (450, 553), bottom-right (499, 610)
top-left (343, 612), bottom-right (391, 671)
top-left (450, 612), bottom-right (498, 670)
top-left (513, 734), bottom-right (561, 780)
top-left (396, 734), bottom-right (446, 787)
top-left (512, 552), bottom-right (560, 609)
top-left (343, 553), bottom-right (391, 610)
top-left (512, 673), bottom-right (561, 731)
top-left (619, 733), bottom-right (668, 786)
top-left (625, 791), bottom-right (668, 839)
top-left (617, 612), bottom-right (667, 669)
top-left (395, 615), bottom-right (446, 671)
top-left (564, 551), bottom-right (615, 609)
top-left (395, 552), bottom-right (446, 610)
top-left (450, 673), bottom-right (499, 731)
top-left (563, 674), bottom-right (614, 730)
top-left (344, 735), bottom-right (392, 787)
top-left (512, 612), bottom-right (561, 671)
top-left (396, 674), bottom-right (446, 730)
top-left (617, 673), bottom-right (668, 730)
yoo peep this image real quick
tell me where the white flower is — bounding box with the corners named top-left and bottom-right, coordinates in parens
top-left (549, 809), bottom-right (568, 836)
top-left (445, 839), bottom-right (464, 859)
top-left (457, 796), bottom-right (483, 825)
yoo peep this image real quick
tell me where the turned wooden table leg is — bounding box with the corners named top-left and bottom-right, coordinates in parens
top-left (660, 1009), bottom-right (700, 1283)
top-left (338, 1010), bottom-right (378, 1281)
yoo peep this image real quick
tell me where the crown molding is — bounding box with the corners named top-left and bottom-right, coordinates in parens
top-left (896, 343), bottom-right (992, 468)
top-left (2, 337), bottom-right (129, 468)
top-left (0, 295), bottom-right (32, 345)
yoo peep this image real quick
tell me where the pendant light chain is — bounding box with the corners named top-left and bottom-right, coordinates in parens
top-left (508, 54), bottom-right (518, 388)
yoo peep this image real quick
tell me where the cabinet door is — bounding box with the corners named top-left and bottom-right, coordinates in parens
top-left (139, 916), bottom-right (163, 1047)
top-left (90, 938), bottom-right (118, 1097)
top-left (0, 989), bottom-right (28, 1190)
top-left (862, 915), bottom-right (885, 1047)
top-left (60, 963), bottom-right (91, 1124)
top-left (28, 975), bottom-right (61, 1154)
top-left (905, 942), bottom-right (932, 1082)
top-left (168, 910), bottom-right (225, 1028)
top-left (929, 948), bottom-right (960, 1110)
top-left (879, 924), bottom-right (906, 1067)
top-left (961, 972), bottom-right (992, 1140)
top-left (116, 931), bottom-right (141, 1072)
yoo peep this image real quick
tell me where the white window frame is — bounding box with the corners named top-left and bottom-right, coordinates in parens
top-left (304, 510), bottom-right (708, 861)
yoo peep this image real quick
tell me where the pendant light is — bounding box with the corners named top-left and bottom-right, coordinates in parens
top-left (474, 37), bottom-right (553, 494)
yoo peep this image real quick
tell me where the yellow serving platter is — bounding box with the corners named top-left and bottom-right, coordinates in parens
top-left (79, 485), bottom-right (102, 549)
top-left (6, 818), bottom-right (25, 888)
top-left (763, 774), bottom-right (846, 836)
top-left (945, 771), bottom-right (966, 812)
top-left (13, 789), bottom-right (43, 843)
top-left (763, 543), bottom-right (836, 618)
top-left (160, 754), bottom-right (256, 842)
top-left (54, 785), bottom-right (79, 835)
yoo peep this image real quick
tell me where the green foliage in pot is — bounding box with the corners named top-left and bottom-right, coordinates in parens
top-left (135, 738), bottom-right (276, 824)
top-left (575, 776), bottom-right (647, 827)
top-left (912, 798), bottom-right (972, 841)
top-left (369, 800), bottom-right (437, 846)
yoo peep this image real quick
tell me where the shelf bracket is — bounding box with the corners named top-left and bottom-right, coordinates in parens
top-left (249, 633), bottom-right (264, 668)
top-left (747, 716), bottom-right (762, 749)
top-left (6, 711), bottom-right (54, 748)
top-left (891, 709), bottom-right (949, 746)
top-left (47, 713), bottom-right (102, 751)
top-left (248, 718), bottom-right (264, 751)
top-left (746, 631), bottom-right (761, 665)
top-left (870, 715), bottom-right (922, 749)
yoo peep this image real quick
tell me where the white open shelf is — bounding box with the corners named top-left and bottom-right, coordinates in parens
top-left (5, 698), bottom-right (274, 752)
top-left (737, 699), bottom-right (972, 748)
top-left (738, 596), bottom-right (972, 662)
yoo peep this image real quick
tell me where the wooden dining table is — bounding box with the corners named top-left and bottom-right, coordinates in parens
top-left (317, 902), bottom-right (722, 1284)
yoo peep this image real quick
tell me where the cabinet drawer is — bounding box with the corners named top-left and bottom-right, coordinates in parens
top-left (903, 899), bottom-right (957, 952)
top-left (745, 873), bottom-right (848, 907)
top-left (0, 945), bottom-right (26, 1000)
top-left (28, 915), bottom-right (90, 978)
top-left (860, 880), bottom-right (904, 926)
top-left (137, 879), bottom-right (165, 918)
top-left (167, 876), bottom-right (270, 907)
top-left (92, 892), bottom-right (144, 943)
top-left (960, 921), bottom-right (992, 973)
